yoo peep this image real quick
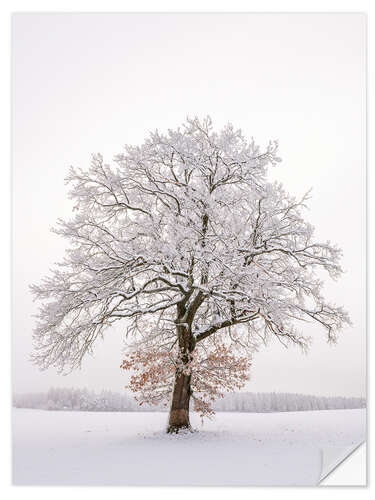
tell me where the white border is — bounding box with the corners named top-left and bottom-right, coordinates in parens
top-left (1, 1), bottom-right (372, 499)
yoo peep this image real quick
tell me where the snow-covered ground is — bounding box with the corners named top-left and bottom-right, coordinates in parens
top-left (12, 408), bottom-right (365, 486)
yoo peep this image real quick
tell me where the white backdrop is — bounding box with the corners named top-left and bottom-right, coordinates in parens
top-left (12, 13), bottom-right (365, 397)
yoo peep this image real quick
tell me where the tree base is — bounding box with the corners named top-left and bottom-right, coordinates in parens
top-left (166, 423), bottom-right (193, 434)
top-left (167, 408), bottom-right (192, 434)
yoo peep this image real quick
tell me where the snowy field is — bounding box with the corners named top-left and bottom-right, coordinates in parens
top-left (12, 408), bottom-right (365, 486)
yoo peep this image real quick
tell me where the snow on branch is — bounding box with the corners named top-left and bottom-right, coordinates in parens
top-left (31, 116), bottom-right (350, 399)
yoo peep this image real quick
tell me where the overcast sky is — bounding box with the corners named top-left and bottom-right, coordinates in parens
top-left (12, 13), bottom-right (365, 397)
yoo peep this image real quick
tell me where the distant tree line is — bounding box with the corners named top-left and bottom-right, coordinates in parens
top-left (13, 387), bottom-right (366, 413)
top-left (13, 387), bottom-right (137, 412)
top-left (213, 391), bottom-right (366, 412)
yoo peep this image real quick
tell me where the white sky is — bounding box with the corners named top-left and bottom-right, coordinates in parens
top-left (12, 13), bottom-right (365, 397)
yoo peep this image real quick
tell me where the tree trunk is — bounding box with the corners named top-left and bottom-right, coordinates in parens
top-left (167, 308), bottom-right (196, 433)
top-left (167, 368), bottom-right (192, 433)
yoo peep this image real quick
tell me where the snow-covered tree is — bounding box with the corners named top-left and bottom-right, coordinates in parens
top-left (31, 116), bottom-right (350, 433)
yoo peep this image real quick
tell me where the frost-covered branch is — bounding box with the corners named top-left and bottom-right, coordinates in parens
top-left (32, 117), bottom-right (350, 419)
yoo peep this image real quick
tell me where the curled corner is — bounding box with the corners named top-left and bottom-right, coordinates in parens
top-left (319, 441), bottom-right (365, 485)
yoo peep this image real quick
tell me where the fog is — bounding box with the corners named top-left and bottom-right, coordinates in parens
top-left (12, 13), bottom-right (365, 397)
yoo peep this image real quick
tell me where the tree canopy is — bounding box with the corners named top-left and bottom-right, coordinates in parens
top-left (31, 116), bottom-right (350, 420)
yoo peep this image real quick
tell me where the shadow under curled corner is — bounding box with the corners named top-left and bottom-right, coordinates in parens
top-left (319, 442), bottom-right (366, 486)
